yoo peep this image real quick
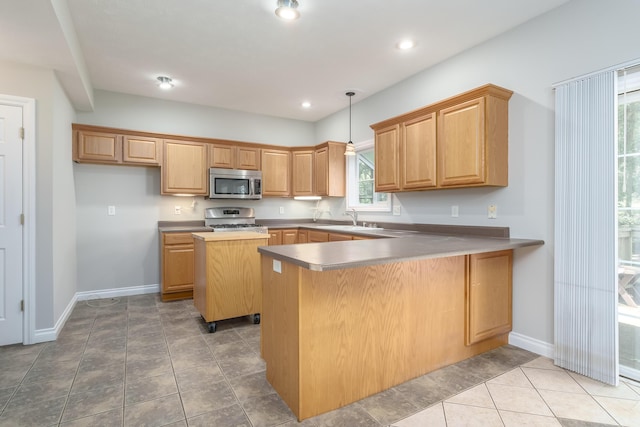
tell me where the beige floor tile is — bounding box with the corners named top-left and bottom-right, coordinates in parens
top-left (443, 402), bottom-right (503, 427)
top-left (593, 395), bottom-right (640, 427)
top-left (521, 357), bottom-right (563, 371)
top-left (522, 367), bottom-right (585, 393)
top-left (569, 371), bottom-right (640, 400)
top-left (488, 368), bottom-right (534, 388)
top-left (391, 404), bottom-right (446, 427)
top-left (538, 389), bottom-right (617, 424)
top-left (499, 410), bottom-right (562, 427)
top-left (445, 384), bottom-right (495, 408)
top-left (487, 383), bottom-right (554, 416)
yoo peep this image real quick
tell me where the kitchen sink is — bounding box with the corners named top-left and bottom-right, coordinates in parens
top-left (315, 225), bottom-right (383, 231)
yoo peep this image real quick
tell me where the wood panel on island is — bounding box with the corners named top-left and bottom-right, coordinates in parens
top-left (371, 84), bottom-right (512, 192)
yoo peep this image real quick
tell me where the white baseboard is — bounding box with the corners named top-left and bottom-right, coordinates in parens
top-left (509, 332), bottom-right (554, 358)
top-left (76, 284), bottom-right (159, 301)
top-left (32, 284), bottom-right (160, 344)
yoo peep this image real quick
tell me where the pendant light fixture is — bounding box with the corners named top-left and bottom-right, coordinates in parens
top-left (344, 91), bottom-right (356, 156)
top-left (275, 0), bottom-right (300, 20)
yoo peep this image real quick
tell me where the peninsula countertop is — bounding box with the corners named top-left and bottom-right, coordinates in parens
top-left (257, 234), bottom-right (544, 271)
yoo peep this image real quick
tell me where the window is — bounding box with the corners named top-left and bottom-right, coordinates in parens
top-left (346, 140), bottom-right (391, 211)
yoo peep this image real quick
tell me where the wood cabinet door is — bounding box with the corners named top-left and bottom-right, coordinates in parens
top-left (262, 149), bottom-right (291, 196)
top-left (268, 230), bottom-right (282, 245)
top-left (438, 97), bottom-right (486, 187)
top-left (236, 146), bottom-right (261, 170)
top-left (282, 229), bottom-right (298, 244)
top-left (466, 250), bottom-right (512, 345)
top-left (75, 130), bottom-right (122, 164)
top-left (308, 231), bottom-right (329, 243)
top-left (298, 230), bottom-right (308, 243)
top-left (328, 233), bottom-right (352, 241)
top-left (123, 135), bottom-right (161, 165)
top-left (314, 146), bottom-right (328, 196)
top-left (292, 150), bottom-right (314, 196)
top-left (163, 242), bottom-right (195, 293)
top-left (402, 113), bottom-right (436, 189)
top-left (374, 124), bottom-right (401, 192)
top-left (162, 140), bottom-right (208, 195)
top-left (209, 144), bottom-right (235, 169)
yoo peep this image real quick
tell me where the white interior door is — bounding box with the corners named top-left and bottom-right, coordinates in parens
top-left (0, 103), bottom-right (23, 345)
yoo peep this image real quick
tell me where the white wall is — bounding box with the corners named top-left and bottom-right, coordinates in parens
top-left (52, 76), bottom-right (78, 321)
top-left (315, 0), bottom-right (640, 346)
top-left (0, 60), bottom-right (77, 330)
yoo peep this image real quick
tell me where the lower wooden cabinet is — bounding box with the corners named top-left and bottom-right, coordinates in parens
top-left (466, 250), bottom-right (513, 345)
top-left (161, 232), bottom-right (195, 301)
top-left (328, 233), bottom-right (352, 242)
top-left (268, 229), bottom-right (298, 245)
top-left (308, 231), bottom-right (329, 243)
top-left (297, 230), bottom-right (308, 243)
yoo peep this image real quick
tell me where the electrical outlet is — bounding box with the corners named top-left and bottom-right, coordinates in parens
top-left (107, 205), bottom-right (116, 216)
top-left (174, 206), bottom-right (182, 215)
top-left (393, 205), bottom-right (401, 216)
top-left (488, 204), bottom-right (497, 219)
top-left (279, 206), bottom-right (284, 214)
top-left (451, 205), bottom-right (459, 217)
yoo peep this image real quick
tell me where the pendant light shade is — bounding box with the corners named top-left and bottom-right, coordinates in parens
top-left (345, 91), bottom-right (356, 156)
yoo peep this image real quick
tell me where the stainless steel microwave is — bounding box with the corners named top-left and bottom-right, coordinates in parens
top-left (208, 168), bottom-right (262, 200)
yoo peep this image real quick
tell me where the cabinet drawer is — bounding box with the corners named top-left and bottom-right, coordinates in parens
top-left (163, 233), bottom-right (195, 245)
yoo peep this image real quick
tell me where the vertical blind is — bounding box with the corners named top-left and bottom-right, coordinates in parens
top-left (554, 70), bottom-right (618, 385)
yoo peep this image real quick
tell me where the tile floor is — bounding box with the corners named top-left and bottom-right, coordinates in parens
top-left (0, 294), bottom-right (639, 426)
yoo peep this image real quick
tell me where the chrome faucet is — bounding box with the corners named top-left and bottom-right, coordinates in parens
top-left (344, 208), bottom-right (357, 226)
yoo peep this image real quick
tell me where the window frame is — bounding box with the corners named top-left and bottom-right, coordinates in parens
top-left (346, 139), bottom-right (392, 212)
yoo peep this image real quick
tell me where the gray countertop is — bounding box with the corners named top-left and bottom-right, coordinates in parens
top-left (257, 234), bottom-right (544, 272)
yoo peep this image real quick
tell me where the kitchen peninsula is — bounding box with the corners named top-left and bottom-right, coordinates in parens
top-left (258, 233), bottom-right (543, 420)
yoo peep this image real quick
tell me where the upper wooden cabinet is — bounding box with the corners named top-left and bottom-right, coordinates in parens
top-left (314, 142), bottom-right (346, 197)
top-left (262, 149), bottom-right (291, 196)
top-left (374, 124), bottom-right (401, 192)
top-left (209, 143), bottom-right (261, 170)
top-left (123, 135), bottom-right (162, 165)
top-left (291, 149), bottom-right (314, 197)
top-left (371, 84), bottom-right (512, 192)
top-left (162, 139), bottom-right (208, 195)
top-left (73, 126), bottom-right (162, 166)
top-left (291, 142), bottom-right (346, 197)
top-left (403, 113), bottom-right (437, 190)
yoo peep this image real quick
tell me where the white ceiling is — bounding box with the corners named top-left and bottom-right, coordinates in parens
top-left (0, 0), bottom-right (570, 121)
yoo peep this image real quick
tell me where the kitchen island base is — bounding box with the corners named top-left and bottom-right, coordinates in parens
top-left (193, 232), bottom-right (269, 333)
top-left (261, 250), bottom-right (512, 421)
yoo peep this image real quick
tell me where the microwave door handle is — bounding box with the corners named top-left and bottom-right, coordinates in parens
top-left (249, 180), bottom-right (255, 196)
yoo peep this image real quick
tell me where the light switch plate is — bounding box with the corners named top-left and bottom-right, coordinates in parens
top-left (279, 206), bottom-right (284, 214)
top-left (107, 205), bottom-right (115, 216)
top-left (273, 259), bottom-right (282, 274)
top-left (174, 206), bottom-right (181, 215)
top-left (488, 204), bottom-right (497, 219)
top-left (451, 205), bottom-right (459, 217)
top-left (393, 205), bottom-right (401, 216)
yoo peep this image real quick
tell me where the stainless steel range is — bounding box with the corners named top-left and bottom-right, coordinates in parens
top-left (204, 207), bottom-right (268, 234)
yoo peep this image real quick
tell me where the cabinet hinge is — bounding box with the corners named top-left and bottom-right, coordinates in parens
top-left (20, 213), bottom-right (25, 225)
top-left (19, 127), bottom-right (24, 140)
top-left (20, 300), bottom-right (24, 312)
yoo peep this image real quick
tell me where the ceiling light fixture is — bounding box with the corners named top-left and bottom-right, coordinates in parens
top-left (157, 76), bottom-right (174, 90)
top-left (397, 39), bottom-right (415, 50)
top-left (275, 0), bottom-right (300, 20)
top-left (301, 101), bottom-right (311, 108)
top-left (344, 91), bottom-right (356, 156)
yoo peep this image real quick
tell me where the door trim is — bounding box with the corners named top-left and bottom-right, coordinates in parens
top-left (0, 95), bottom-right (36, 345)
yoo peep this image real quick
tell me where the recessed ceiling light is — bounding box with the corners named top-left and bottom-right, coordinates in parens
top-left (275, 0), bottom-right (300, 20)
top-left (157, 76), bottom-right (174, 90)
top-left (301, 101), bottom-right (311, 108)
top-left (397, 39), bottom-right (415, 50)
